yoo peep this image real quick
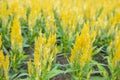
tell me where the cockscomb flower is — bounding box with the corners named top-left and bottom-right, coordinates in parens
top-left (28, 32), bottom-right (57, 79)
top-left (0, 35), bottom-right (9, 79)
top-left (28, 59), bottom-right (34, 79)
top-left (7, 0), bottom-right (27, 19)
top-left (111, 31), bottom-right (120, 68)
top-left (0, 35), bottom-right (4, 67)
top-left (28, 0), bottom-right (41, 31)
top-left (0, 51), bottom-right (9, 80)
top-left (10, 17), bottom-right (23, 51)
top-left (1, 0), bottom-right (9, 27)
top-left (0, 50), bottom-right (4, 67)
top-left (70, 22), bottom-right (96, 68)
top-left (0, 35), bottom-right (2, 49)
top-left (46, 17), bottom-right (56, 34)
top-left (3, 55), bottom-right (9, 80)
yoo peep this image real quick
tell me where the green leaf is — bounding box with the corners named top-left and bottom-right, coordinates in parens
top-left (64, 68), bottom-right (76, 73)
top-left (3, 45), bottom-right (9, 54)
top-left (19, 78), bottom-right (30, 80)
top-left (10, 73), bottom-right (18, 80)
top-left (92, 46), bottom-right (104, 56)
top-left (97, 64), bottom-right (108, 78)
top-left (90, 76), bottom-right (107, 80)
top-left (16, 73), bottom-right (28, 79)
top-left (45, 69), bottom-right (64, 80)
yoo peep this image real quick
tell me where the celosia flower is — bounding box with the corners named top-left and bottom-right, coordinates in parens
top-left (3, 55), bottom-right (9, 80)
top-left (0, 35), bottom-right (4, 67)
top-left (30, 32), bottom-right (57, 79)
top-left (10, 17), bottom-right (23, 51)
top-left (0, 50), bottom-right (4, 67)
top-left (111, 31), bottom-right (120, 68)
top-left (0, 34), bottom-right (2, 48)
top-left (70, 22), bottom-right (96, 68)
top-left (1, 0), bottom-right (9, 26)
top-left (28, 59), bottom-right (34, 78)
top-left (3, 55), bottom-right (9, 71)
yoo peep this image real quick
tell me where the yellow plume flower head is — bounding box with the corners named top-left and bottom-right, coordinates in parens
top-left (0, 50), bottom-right (4, 67)
top-left (70, 22), bottom-right (95, 68)
top-left (10, 17), bottom-right (23, 51)
top-left (111, 31), bottom-right (120, 68)
top-left (3, 55), bottom-right (9, 80)
top-left (0, 35), bottom-right (4, 67)
top-left (3, 55), bottom-right (9, 71)
top-left (32, 32), bottom-right (57, 79)
top-left (0, 34), bottom-right (2, 48)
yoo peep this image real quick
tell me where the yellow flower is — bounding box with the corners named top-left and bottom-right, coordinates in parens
top-left (70, 49), bottom-right (76, 63)
top-left (1, 0), bottom-right (9, 26)
top-left (3, 55), bottom-right (9, 80)
top-left (32, 32), bottom-right (57, 78)
top-left (3, 55), bottom-right (9, 71)
top-left (0, 34), bottom-right (2, 48)
top-left (34, 52), bottom-right (40, 70)
top-left (28, 59), bottom-right (34, 78)
top-left (47, 34), bottom-right (56, 47)
top-left (46, 17), bottom-right (56, 34)
top-left (10, 17), bottom-right (23, 51)
top-left (112, 53), bottom-right (120, 67)
top-left (70, 22), bottom-right (95, 68)
top-left (0, 35), bottom-right (4, 67)
top-left (28, 0), bottom-right (41, 31)
top-left (7, 0), bottom-right (27, 18)
top-left (53, 47), bottom-right (58, 55)
top-left (111, 31), bottom-right (120, 68)
top-left (0, 40), bottom-right (9, 79)
top-left (0, 50), bottom-right (4, 67)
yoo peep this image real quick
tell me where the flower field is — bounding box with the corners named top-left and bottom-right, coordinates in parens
top-left (0, 0), bottom-right (120, 80)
